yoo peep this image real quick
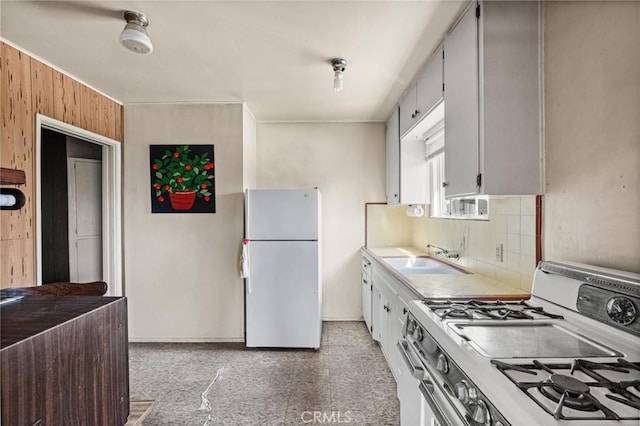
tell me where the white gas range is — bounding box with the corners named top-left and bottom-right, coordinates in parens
top-left (400, 261), bottom-right (640, 426)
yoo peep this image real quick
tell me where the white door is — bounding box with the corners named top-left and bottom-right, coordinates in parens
top-left (246, 189), bottom-right (319, 240)
top-left (246, 241), bottom-right (320, 348)
top-left (68, 158), bottom-right (103, 282)
top-left (416, 43), bottom-right (444, 121)
top-left (444, 4), bottom-right (480, 197)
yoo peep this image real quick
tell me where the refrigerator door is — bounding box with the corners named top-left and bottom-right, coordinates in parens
top-left (246, 189), bottom-right (319, 241)
top-left (246, 241), bottom-right (321, 348)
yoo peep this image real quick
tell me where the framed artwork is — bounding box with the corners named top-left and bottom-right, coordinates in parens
top-left (150, 144), bottom-right (215, 213)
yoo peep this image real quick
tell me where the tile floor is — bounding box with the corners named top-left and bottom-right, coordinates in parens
top-left (129, 321), bottom-right (400, 425)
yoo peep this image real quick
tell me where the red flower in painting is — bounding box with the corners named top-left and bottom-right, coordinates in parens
top-left (173, 152), bottom-right (180, 158)
top-left (152, 164), bottom-right (159, 170)
top-left (158, 196), bottom-right (165, 202)
top-left (154, 183), bottom-right (161, 190)
top-left (200, 183), bottom-right (207, 189)
top-left (164, 184), bottom-right (171, 191)
top-left (177, 177), bottom-right (184, 184)
top-left (185, 164), bottom-right (192, 171)
top-left (204, 196), bottom-right (210, 202)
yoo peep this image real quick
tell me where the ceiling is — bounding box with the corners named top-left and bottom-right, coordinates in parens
top-left (1, 1), bottom-right (466, 122)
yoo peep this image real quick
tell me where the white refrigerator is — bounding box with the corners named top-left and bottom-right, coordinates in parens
top-left (244, 189), bottom-right (322, 349)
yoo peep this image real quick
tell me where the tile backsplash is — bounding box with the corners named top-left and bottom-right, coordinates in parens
top-left (367, 196), bottom-right (538, 292)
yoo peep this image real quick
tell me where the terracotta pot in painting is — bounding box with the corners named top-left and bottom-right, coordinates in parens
top-left (169, 191), bottom-right (196, 210)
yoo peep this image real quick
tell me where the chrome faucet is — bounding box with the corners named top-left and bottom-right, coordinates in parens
top-left (427, 244), bottom-right (460, 260)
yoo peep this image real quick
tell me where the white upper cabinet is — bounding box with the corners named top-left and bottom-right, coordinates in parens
top-left (443, 5), bottom-right (479, 197)
top-left (416, 44), bottom-right (444, 126)
top-left (444, 1), bottom-right (541, 198)
top-left (399, 89), bottom-right (417, 140)
top-left (385, 108), bottom-right (400, 204)
top-left (399, 44), bottom-right (444, 138)
top-left (386, 106), bottom-right (429, 205)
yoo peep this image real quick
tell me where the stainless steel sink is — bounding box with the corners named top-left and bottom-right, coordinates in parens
top-left (382, 256), bottom-right (465, 275)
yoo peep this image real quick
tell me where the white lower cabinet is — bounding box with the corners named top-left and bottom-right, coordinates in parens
top-left (370, 265), bottom-right (416, 375)
top-left (362, 257), bottom-right (372, 333)
top-left (371, 284), bottom-right (382, 342)
top-left (363, 256), bottom-right (424, 425)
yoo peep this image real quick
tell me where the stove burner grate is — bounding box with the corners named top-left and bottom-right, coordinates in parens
top-left (491, 359), bottom-right (640, 421)
top-left (538, 374), bottom-right (599, 412)
top-left (424, 299), bottom-right (565, 320)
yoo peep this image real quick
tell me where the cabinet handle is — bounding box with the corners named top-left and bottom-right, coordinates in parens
top-left (363, 279), bottom-right (368, 284)
top-left (384, 305), bottom-right (390, 312)
top-left (442, 181), bottom-right (449, 188)
top-left (403, 308), bottom-right (407, 315)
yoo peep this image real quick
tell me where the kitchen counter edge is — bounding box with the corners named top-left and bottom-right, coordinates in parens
top-left (361, 246), bottom-right (530, 301)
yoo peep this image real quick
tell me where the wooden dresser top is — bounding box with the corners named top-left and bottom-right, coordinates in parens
top-left (0, 296), bottom-right (125, 350)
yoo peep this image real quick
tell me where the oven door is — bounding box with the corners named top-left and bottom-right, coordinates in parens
top-left (398, 339), bottom-right (464, 426)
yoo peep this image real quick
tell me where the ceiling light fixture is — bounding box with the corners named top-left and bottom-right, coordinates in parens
top-left (331, 58), bottom-right (347, 92)
top-left (120, 11), bottom-right (153, 54)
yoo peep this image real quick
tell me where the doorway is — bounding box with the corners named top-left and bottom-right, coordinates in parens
top-left (36, 114), bottom-right (122, 296)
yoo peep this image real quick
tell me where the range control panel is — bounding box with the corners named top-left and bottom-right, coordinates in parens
top-left (577, 284), bottom-right (640, 337)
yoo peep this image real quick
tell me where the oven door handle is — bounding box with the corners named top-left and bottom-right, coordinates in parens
top-left (397, 340), bottom-right (424, 380)
top-left (419, 381), bottom-right (452, 426)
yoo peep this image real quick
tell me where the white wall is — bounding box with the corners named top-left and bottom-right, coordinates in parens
top-left (256, 123), bottom-right (385, 320)
top-left (366, 204), bottom-right (413, 248)
top-left (124, 103), bottom-right (246, 341)
top-left (544, 2), bottom-right (640, 272)
top-left (242, 105), bottom-right (257, 190)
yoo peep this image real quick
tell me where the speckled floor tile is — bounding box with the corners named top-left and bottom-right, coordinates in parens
top-left (129, 321), bottom-right (399, 425)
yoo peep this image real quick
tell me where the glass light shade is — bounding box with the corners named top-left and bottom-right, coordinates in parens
top-left (333, 73), bottom-right (343, 91)
top-left (120, 23), bottom-right (153, 54)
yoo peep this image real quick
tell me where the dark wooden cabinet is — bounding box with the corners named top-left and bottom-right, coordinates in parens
top-left (1, 296), bottom-right (129, 425)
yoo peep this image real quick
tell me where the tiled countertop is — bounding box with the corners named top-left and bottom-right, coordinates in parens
top-left (363, 246), bottom-right (530, 299)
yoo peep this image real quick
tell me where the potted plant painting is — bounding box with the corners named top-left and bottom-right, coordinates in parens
top-left (149, 145), bottom-right (216, 213)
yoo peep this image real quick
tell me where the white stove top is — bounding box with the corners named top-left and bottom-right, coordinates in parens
top-left (406, 261), bottom-right (640, 425)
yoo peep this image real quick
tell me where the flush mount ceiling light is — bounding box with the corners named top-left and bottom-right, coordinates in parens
top-left (120, 11), bottom-right (153, 54)
top-left (331, 58), bottom-right (347, 92)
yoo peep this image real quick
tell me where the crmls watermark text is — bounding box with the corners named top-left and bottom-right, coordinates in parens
top-left (300, 411), bottom-right (353, 424)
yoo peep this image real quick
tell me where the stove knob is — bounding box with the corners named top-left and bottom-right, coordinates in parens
top-left (436, 354), bottom-right (449, 374)
top-left (472, 400), bottom-right (491, 426)
top-left (467, 386), bottom-right (478, 403)
top-left (413, 326), bottom-right (423, 342)
top-left (454, 380), bottom-right (470, 404)
top-left (407, 319), bottom-right (416, 334)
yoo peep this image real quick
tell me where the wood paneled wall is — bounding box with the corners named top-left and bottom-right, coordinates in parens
top-left (0, 42), bottom-right (124, 288)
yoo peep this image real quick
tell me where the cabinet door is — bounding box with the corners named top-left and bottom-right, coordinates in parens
top-left (416, 44), bottom-right (444, 122)
top-left (444, 4), bottom-right (480, 197)
top-left (371, 285), bottom-right (382, 342)
top-left (398, 86), bottom-right (417, 138)
top-left (385, 108), bottom-right (400, 205)
top-left (399, 138), bottom-right (428, 205)
top-left (379, 291), bottom-right (390, 351)
top-left (362, 274), bottom-right (372, 333)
